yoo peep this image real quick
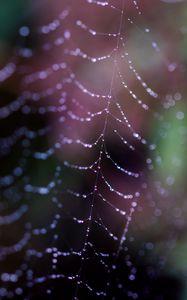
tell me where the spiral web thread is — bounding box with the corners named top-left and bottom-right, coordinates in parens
top-left (0, 0), bottom-right (176, 299)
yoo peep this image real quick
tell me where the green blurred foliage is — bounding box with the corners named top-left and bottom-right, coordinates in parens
top-left (153, 105), bottom-right (187, 189)
top-left (0, 0), bottom-right (30, 43)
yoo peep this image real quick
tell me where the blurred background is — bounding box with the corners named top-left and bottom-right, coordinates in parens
top-left (0, 0), bottom-right (187, 299)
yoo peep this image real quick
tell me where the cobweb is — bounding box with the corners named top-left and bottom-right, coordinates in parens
top-left (0, 0), bottom-right (185, 299)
